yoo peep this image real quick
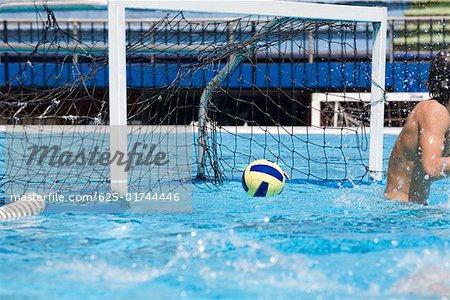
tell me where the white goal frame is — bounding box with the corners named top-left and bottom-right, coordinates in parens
top-left (107, 0), bottom-right (387, 193)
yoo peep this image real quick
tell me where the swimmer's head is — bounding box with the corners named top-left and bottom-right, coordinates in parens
top-left (427, 50), bottom-right (450, 106)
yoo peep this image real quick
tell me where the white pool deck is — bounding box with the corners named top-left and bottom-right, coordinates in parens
top-left (0, 125), bottom-right (402, 135)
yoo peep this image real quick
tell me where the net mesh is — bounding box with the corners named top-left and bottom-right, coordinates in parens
top-left (0, 2), bottom-right (379, 199)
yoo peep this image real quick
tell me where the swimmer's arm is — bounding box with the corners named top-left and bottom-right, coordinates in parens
top-left (419, 106), bottom-right (450, 178)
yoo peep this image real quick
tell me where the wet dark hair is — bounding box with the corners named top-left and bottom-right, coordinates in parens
top-left (427, 50), bottom-right (450, 105)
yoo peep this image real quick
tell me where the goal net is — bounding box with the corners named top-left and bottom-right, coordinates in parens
top-left (0, 1), bottom-right (387, 207)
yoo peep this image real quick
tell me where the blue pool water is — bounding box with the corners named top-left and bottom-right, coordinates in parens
top-left (0, 134), bottom-right (449, 299)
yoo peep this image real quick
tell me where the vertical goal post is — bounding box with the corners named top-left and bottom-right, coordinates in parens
top-left (107, 0), bottom-right (388, 191)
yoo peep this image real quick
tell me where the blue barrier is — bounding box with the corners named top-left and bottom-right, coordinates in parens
top-left (1, 61), bottom-right (430, 92)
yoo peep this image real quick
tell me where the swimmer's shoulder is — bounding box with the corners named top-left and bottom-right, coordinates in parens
top-left (414, 99), bottom-right (446, 112)
top-left (411, 99), bottom-right (449, 122)
top-left (398, 99), bottom-right (448, 138)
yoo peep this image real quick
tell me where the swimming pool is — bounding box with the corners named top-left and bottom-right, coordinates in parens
top-left (0, 134), bottom-right (449, 299)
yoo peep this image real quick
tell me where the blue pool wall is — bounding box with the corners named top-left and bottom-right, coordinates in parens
top-left (0, 61), bottom-right (429, 92)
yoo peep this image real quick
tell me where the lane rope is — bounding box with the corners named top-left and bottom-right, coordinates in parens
top-left (0, 193), bottom-right (45, 220)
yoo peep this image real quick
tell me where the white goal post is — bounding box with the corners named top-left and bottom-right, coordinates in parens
top-left (106, 0), bottom-right (387, 192)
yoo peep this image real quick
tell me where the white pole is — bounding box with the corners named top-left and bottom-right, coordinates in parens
top-left (333, 101), bottom-right (339, 128)
top-left (369, 10), bottom-right (387, 181)
top-left (310, 93), bottom-right (321, 127)
top-left (108, 0), bottom-right (128, 195)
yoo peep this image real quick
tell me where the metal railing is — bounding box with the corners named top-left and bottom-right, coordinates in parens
top-left (0, 16), bottom-right (448, 94)
top-left (1, 16), bottom-right (449, 58)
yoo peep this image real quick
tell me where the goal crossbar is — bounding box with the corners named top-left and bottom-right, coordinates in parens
top-left (117, 0), bottom-right (386, 23)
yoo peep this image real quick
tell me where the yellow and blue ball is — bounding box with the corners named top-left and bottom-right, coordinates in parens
top-left (242, 159), bottom-right (287, 197)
